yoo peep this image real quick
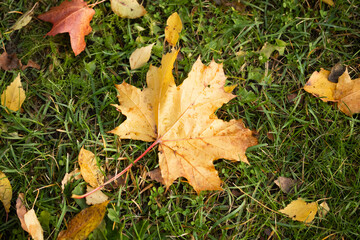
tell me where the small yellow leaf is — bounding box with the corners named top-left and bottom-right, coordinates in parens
top-left (321, 0), bottom-right (334, 6)
top-left (1, 73), bottom-right (26, 112)
top-left (58, 200), bottom-right (109, 240)
top-left (78, 148), bottom-right (104, 188)
top-left (85, 186), bottom-right (109, 205)
top-left (165, 12), bottom-right (182, 46)
top-left (110, 0), bottom-right (146, 19)
top-left (304, 69), bottom-right (336, 102)
top-left (130, 43), bottom-right (155, 70)
top-left (280, 198), bottom-right (318, 223)
top-left (24, 209), bottom-right (44, 240)
top-left (0, 170), bottom-right (12, 214)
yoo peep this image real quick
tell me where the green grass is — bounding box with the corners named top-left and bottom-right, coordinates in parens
top-left (1, 0), bottom-right (360, 239)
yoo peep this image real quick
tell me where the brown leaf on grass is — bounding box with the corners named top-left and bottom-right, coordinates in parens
top-left (58, 200), bottom-right (109, 240)
top-left (146, 168), bottom-right (164, 184)
top-left (111, 0), bottom-right (147, 19)
top-left (16, 193), bottom-right (28, 232)
top-left (78, 148), bottom-right (104, 188)
top-left (38, 0), bottom-right (95, 56)
top-left (21, 60), bottom-right (41, 70)
top-left (1, 73), bottom-right (26, 113)
top-left (274, 176), bottom-right (297, 194)
top-left (0, 170), bottom-right (12, 214)
top-left (280, 198), bottom-right (318, 223)
top-left (0, 52), bottom-right (40, 71)
top-left (165, 12), bottom-right (182, 46)
top-left (0, 52), bottom-right (21, 70)
top-left (16, 193), bottom-right (44, 240)
top-left (109, 49), bottom-right (258, 193)
top-left (304, 67), bottom-right (360, 116)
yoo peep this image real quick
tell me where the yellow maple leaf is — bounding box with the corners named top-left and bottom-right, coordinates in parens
top-left (78, 148), bottom-right (104, 188)
top-left (109, 49), bottom-right (257, 193)
top-left (1, 73), bottom-right (26, 112)
top-left (304, 67), bottom-right (360, 116)
top-left (165, 12), bottom-right (182, 46)
top-left (58, 200), bottom-right (109, 240)
top-left (280, 198), bottom-right (318, 223)
top-left (0, 170), bottom-right (12, 214)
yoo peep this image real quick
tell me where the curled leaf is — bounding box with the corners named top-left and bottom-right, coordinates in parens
top-left (274, 176), bottom-right (297, 194)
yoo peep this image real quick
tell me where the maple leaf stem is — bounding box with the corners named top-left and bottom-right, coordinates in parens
top-left (72, 139), bottom-right (160, 199)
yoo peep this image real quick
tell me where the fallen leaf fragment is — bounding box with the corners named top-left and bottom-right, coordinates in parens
top-left (24, 209), bottom-right (44, 240)
top-left (146, 168), bottom-right (164, 184)
top-left (58, 200), bottom-right (109, 240)
top-left (61, 168), bottom-right (81, 190)
top-left (304, 67), bottom-right (360, 116)
top-left (38, 0), bottom-right (95, 56)
top-left (1, 73), bottom-right (26, 112)
top-left (8, 3), bottom-right (38, 32)
top-left (16, 193), bottom-right (28, 232)
top-left (274, 176), bottom-right (297, 194)
top-left (130, 43), bottom-right (155, 70)
top-left (78, 147), bottom-right (104, 188)
top-left (110, 49), bottom-right (258, 193)
top-left (0, 52), bottom-right (21, 70)
top-left (85, 186), bottom-right (109, 205)
top-left (280, 198), bottom-right (318, 223)
top-left (111, 0), bottom-right (147, 19)
top-left (22, 60), bottom-right (41, 70)
top-left (165, 12), bottom-right (182, 46)
top-left (319, 201), bottom-right (330, 218)
top-left (321, 0), bottom-right (335, 6)
top-left (0, 170), bottom-right (12, 213)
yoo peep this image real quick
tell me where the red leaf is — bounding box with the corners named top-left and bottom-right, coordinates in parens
top-left (38, 0), bottom-right (95, 56)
